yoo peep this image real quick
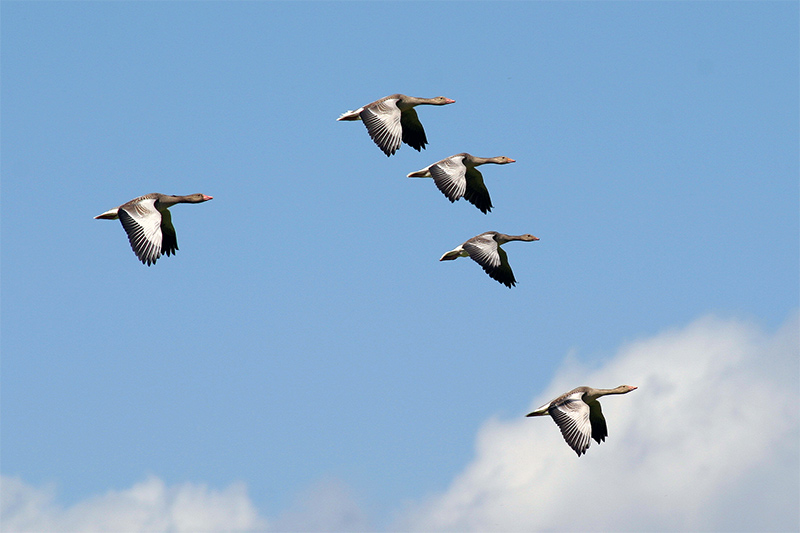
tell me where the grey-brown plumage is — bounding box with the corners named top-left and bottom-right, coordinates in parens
top-left (337, 94), bottom-right (455, 156)
top-left (526, 385), bottom-right (638, 456)
top-left (439, 231), bottom-right (539, 287)
top-left (95, 193), bottom-right (212, 265)
top-left (407, 154), bottom-right (515, 213)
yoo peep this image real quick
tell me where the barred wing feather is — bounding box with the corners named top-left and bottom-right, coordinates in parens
top-left (117, 198), bottom-right (164, 266)
top-left (429, 156), bottom-right (468, 202)
top-left (360, 98), bottom-right (402, 156)
top-left (549, 394), bottom-right (593, 456)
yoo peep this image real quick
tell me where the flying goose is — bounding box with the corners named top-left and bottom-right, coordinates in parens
top-left (439, 231), bottom-right (539, 287)
top-left (338, 94), bottom-right (455, 156)
top-left (527, 385), bottom-right (638, 456)
top-left (408, 153), bottom-right (515, 213)
top-left (95, 193), bottom-right (212, 265)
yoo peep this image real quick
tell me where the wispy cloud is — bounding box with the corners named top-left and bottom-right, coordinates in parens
top-left (269, 478), bottom-right (371, 532)
top-left (0, 475), bottom-right (267, 532)
top-left (394, 313), bottom-right (800, 532)
top-left (3, 313), bottom-right (797, 532)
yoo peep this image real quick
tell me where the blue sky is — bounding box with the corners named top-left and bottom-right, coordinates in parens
top-left (1, 2), bottom-right (798, 531)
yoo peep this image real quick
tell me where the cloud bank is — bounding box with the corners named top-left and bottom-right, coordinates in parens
top-left (2, 313), bottom-right (798, 532)
top-left (0, 476), bottom-right (267, 532)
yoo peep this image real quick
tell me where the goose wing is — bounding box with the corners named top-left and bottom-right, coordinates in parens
top-left (463, 167), bottom-right (493, 214)
top-left (463, 234), bottom-right (500, 269)
top-left (463, 234), bottom-right (517, 288)
top-left (491, 247), bottom-right (517, 287)
top-left (360, 97), bottom-right (402, 156)
top-left (429, 155), bottom-right (468, 202)
top-left (587, 399), bottom-right (608, 444)
top-left (159, 208), bottom-right (179, 258)
top-left (117, 197), bottom-right (164, 266)
top-left (400, 107), bottom-right (427, 151)
top-left (463, 234), bottom-right (517, 287)
top-left (549, 392), bottom-right (593, 456)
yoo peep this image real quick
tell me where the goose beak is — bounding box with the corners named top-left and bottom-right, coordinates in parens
top-left (508, 158), bottom-right (516, 163)
top-left (203, 195), bottom-right (213, 201)
top-left (445, 98), bottom-right (456, 104)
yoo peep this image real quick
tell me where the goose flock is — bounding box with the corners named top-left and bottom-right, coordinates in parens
top-left (95, 92), bottom-right (637, 456)
top-left (339, 93), bottom-right (538, 288)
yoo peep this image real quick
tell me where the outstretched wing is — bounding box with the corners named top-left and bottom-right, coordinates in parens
top-left (587, 400), bottom-right (608, 444)
top-left (463, 167), bottom-right (493, 214)
top-left (429, 155), bottom-right (468, 202)
top-left (490, 246), bottom-right (516, 287)
top-left (159, 208), bottom-right (179, 258)
top-left (117, 198), bottom-right (163, 266)
top-left (360, 98), bottom-right (402, 156)
top-left (463, 234), bottom-right (517, 288)
top-left (549, 393), bottom-right (593, 456)
top-left (400, 107), bottom-right (428, 151)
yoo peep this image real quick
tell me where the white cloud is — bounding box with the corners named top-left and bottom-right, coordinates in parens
top-left (3, 313), bottom-right (797, 532)
top-left (0, 475), bottom-right (268, 532)
top-left (394, 313), bottom-right (800, 532)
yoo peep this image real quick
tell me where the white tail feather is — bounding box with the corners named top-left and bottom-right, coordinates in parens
top-left (337, 108), bottom-right (363, 121)
top-left (439, 247), bottom-right (464, 261)
top-left (94, 208), bottom-right (119, 220)
top-left (407, 168), bottom-right (432, 178)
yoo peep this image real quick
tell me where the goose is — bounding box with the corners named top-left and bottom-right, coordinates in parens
top-left (526, 385), bottom-right (638, 456)
top-left (407, 153), bottom-right (515, 213)
top-left (95, 193), bottom-right (212, 265)
top-left (337, 94), bottom-right (455, 156)
top-left (439, 231), bottom-right (539, 287)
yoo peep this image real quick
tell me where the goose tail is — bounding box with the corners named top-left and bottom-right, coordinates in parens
top-left (94, 208), bottom-right (119, 220)
top-left (337, 108), bottom-right (363, 121)
top-left (407, 168), bottom-right (431, 178)
top-left (439, 247), bottom-right (464, 261)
